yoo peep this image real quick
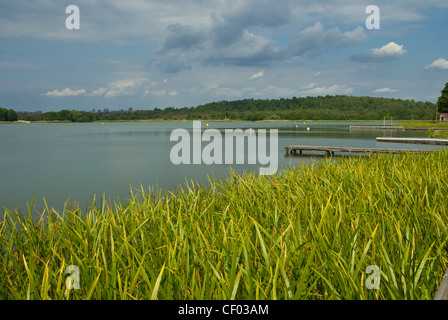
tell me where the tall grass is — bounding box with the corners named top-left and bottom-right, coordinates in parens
top-left (1, 150), bottom-right (448, 300)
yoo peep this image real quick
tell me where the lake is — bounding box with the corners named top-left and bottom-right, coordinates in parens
top-left (0, 121), bottom-right (445, 214)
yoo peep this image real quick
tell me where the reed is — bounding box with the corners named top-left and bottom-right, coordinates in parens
top-left (1, 150), bottom-right (448, 300)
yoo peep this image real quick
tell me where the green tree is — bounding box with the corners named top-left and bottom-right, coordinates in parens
top-left (437, 82), bottom-right (448, 113)
top-left (0, 108), bottom-right (17, 121)
top-left (57, 110), bottom-right (73, 121)
top-left (0, 108), bottom-right (7, 121)
top-left (44, 112), bottom-right (58, 121)
top-left (8, 109), bottom-right (18, 121)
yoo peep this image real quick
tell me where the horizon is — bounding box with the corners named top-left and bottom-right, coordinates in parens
top-left (13, 94), bottom-right (437, 114)
top-left (1, 1), bottom-right (447, 112)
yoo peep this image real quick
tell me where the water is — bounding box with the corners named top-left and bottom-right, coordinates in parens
top-left (0, 121), bottom-right (445, 214)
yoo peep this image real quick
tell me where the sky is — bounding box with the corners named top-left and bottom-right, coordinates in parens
top-left (0, 0), bottom-right (447, 112)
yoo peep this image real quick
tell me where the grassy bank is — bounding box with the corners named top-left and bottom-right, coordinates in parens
top-left (1, 151), bottom-right (448, 300)
top-left (399, 122), bottom-right (448, 128)
top-left (427, 129), bottom-right (448, 139)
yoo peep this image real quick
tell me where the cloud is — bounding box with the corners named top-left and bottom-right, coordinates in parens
top-left (301, 84), bottom-right (353, 95)
top-left (160, 23), bottom-right (205, 52)
top-left (205, 31), bottom-right (279, 66)
top-left (249, 71), bottom-right (264, 81)
top-left (425, 58), bottom-right (448, 70)
top-left (104, 78), bottom-right (149, 98)
top-left (154, 54), bottom-right (193, 73)
top-left (301, 82), bottom-right (317, 90)
top-left (42, 78), bottom-right (151, 99)
top-left (374, 88), bottom-right (399, 93)
top-left (88, 87), bottom-right (108, 96)
top-left (209, 0), bottom-right (291, 47)
top-left (1, 0), bottom-right (447, 45)
top-left (201, 84), bottom-right (255, 98)
top-left (283, 22), bottom-right (367, 58)
top-left (158, 18), bottom-right (366, 71)
top-left (42, 88), bottom-right (87, 97)
top-left (151, 90), bottom-right (167, 97)
top-left (151, 90), bottom-right (178, 97)
top-left (350, 42), bottom-right (406, 62)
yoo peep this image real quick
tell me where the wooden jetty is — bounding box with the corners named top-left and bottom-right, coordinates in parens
top-left (377, 137), bottom-right (448, 145)
top-left (285, 145), bottom-right (431, 156)
top-left (350, 126), bottom-right (406, 131)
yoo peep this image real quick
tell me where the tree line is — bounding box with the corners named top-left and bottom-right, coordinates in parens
top-left (15, 95), bottom-right (438, 122)
top-left (437, 82), bottom-right (448, 113)
top-left (0, 108), bottom-right (18, 121)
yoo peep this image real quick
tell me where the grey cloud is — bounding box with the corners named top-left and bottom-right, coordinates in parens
top-left (154, 54), bottom-right (193, 73)
top-left (210, 0), bottom-right (291, 47)
top-left (283, 22), bottom-right (367, 58)
top-left (160, 23), bottom-right (205, 52)
top-left (204, 31), bottom-right (279, 66)
top-left (155, 0), bottom-right (291, 70)
top-left (1, 0), bottom-right (447, 45)
top-left (156, 1), bottom-right (366, 71)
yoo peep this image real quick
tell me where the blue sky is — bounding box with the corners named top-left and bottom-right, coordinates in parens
top-left (0, 0), bottom-right (447, 112)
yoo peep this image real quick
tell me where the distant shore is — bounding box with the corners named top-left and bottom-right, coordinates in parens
top-left (0, 120), bottom-right (31, 124)
top-left (3, 119), bottom-right (436, 124)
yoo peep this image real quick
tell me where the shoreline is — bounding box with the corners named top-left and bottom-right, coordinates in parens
top-left (3, 119), bottom-right (436, 124)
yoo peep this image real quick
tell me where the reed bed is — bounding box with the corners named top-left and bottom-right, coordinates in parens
top-left (1, 150), bottom-right (448, 300)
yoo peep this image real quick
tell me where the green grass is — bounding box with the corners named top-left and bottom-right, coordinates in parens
top-left (427, 130), bottom-right (448, 139)
top-left (1, 150), bottom-right (448, 300)
top-left (398, 122), bottom-right (448, 128)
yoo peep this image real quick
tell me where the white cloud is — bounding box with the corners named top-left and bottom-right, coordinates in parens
top-left (301, 84), bottom-right (353, 95)
top-left (372, 42), bottom-right (406, 57)
top-left (201, 83), bottom-right (255, 97)
top-left (249, 71), bottom-right (264, 81)
top-left (42, 78), bottom-right (151, 99)
top-left (302, 82), bottom-right (317, 90)
top-left (42, 88), bottom-right (87, 97)
top-left (150, 90), bottom-right (177, 97)
top-left (255, 84), bottom-right (297, 97)
top-left (374, 88), bottom-right (399, 93)
top-left (89, 87), bottom-right (108, 96)
top-left (104, 77), bottom-right (149, 98)
top-left (351, 42), bottom-right (406, 62)
top-left (151, 90), bottom-right (167, 97)
top-left (425, 58), bottom-right (448, 70)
